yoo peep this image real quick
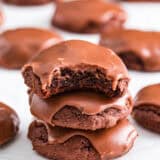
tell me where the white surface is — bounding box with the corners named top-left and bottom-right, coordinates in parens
top-left (0, 2), bottom-right (160, 160)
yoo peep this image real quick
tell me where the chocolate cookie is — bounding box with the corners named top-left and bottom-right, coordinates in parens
top-left (52, 0), bottom-right (126, 33)
top-left (100, 29), bottom-right (160, 71)
top-left (0, 28), bottom-right (62, 69)
top-left (132, 84), bottom-right (160, 133)
top-left (30, 91), bottom-right (132, 130)
top-left (0, 102), bottom-right (19, 145)
top-left (22, 40), bottom-right (129, 99)
top-left (3, 0), bottom-right (52, 6)
top-left (28, 119), bottom-right (137, 160)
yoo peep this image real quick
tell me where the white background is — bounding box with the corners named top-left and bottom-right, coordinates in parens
top-left (0, 1), bottom-right (160, 160)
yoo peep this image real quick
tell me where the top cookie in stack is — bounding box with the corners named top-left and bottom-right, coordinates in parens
top-left (22, 40), bottom-right (137, 160)
top-left (22, 40), bottom-right (129, 99)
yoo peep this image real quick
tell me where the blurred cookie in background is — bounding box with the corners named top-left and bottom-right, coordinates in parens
top-left (0, 102), bottom-right (19, 146)
top-left (0, 28), bottom-right (62, 69)
top-left (100, 29), bottom-right (160, 72)
top-left (132, 84), bottom-right (160, 134)
top-left (52, 0), bottom-right (126, 33)
top-left (2, 0), bottom-right (53, 6)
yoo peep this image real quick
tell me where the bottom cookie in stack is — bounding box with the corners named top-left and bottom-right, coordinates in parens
top-left (28, 119), bottom-right (137, 160)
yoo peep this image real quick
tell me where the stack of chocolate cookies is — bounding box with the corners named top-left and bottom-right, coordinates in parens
top-left (22, 40), bottom-right (137, 160)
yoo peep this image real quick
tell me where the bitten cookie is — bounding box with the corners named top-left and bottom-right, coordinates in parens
top-left (28, 119), bottom-right (137, 160)
top-left (3, 0), bottom-right (52, 6)
top-left (52, 0), bottom-right (126, 33)
top-left (22, 40), bottom-right (129, 99)
top-left (0, 28), bottom-right (62, 69)
top-left (0, 102), bottom-right (19, 145)
top-left (30, 91), bottom-right (132, 130)
top-left (100, 29), bottom-right (160, 71)
top-left (132, 84), bottom-right (160, 133)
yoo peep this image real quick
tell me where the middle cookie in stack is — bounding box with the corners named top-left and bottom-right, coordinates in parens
top-left (22, 40), bottom-right (137, 160)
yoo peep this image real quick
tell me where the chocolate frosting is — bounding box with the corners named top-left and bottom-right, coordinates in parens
top-left (0, 102), bottom-right (19, 145)
top-left (134, 83), bottom-right (160, 108)
top-left (0, 28), bottom-right (62, 69)
top-left (23, 40), bottom-right (129, 91)
top-left (100, 29), bottom-right (160, 71)
top-left (38, 119), bottom-right (137, 160)
top-left (53, 0), bottom-right (126, 33)
top-left (30, 91), bottom-right (132, 126)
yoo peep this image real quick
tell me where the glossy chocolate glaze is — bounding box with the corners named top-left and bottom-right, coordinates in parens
top-left (34, 119), bottom-right (137, 160)
top-left (0, 102), bottom-right (19, 145)
top-left (0, 28), bottom-right (62, 69)
top-left (30, 91), bottom-right (132, 126)
top-left (100, 29), bottom-right (160, 71)
top-left (134, 83), bottom-right (160, 108)
top-left (52, 0), bottom-right (126, 33)
top-left (23, 40), bottom-right (129, 92)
